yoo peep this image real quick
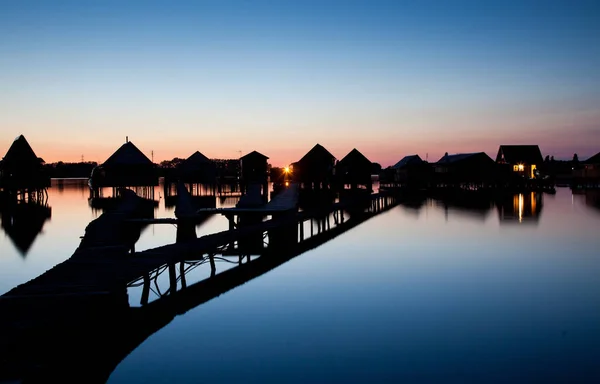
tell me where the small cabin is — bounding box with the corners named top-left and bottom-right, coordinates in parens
top-left (335, 148), bottom-right (372, 191)
top-left (0, 135), bottom-right (49, 192)
top-left (240, 151), bottom-right (269, 185)
top-left (435, 152), bottom-right (497, 186)
top-left (90, 139), bottom-right (158, 188)
top-left (292, 144), bottom-right (336, 189)
top-left (496, 145), bottom-right (543, 179)
top-left (177, 151), bottom-right (217, 184)
top-left (573, 151), bottom-right (600, 187)
top-left (391, 155), bottom-right (432, 187)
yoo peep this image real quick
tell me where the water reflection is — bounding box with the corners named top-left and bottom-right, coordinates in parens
top-left (53, 177), bottom-right (89, 195)
top-left (398, 194), bottom-right (426, 217)
top-left (0, 194), bottom-right (394, 383)
top-left (583, 190), bottom-right (600, 213)
top-left (496, 192), bottom-right (543, 225)
top-left (431, 190), bottom-right (495, 221)
top-left (0, 197), bottom-right (51, 257)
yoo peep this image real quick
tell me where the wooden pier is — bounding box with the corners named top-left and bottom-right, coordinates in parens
top-left (0, 184), bottom-right (398, 383)
top-left (0, 183), bottom-right (399, 382)
top-left (0, 185), bottom-right (393, 302)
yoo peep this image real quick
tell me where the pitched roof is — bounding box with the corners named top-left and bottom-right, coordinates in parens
top-left (241, 150), bottom-right (269, 160)
top-left (178, 151), bottom-right (212, 172)
top-left (184, 151), bottom-right (210, 165)
top-left (584, 151), bottom-right (600, 164)
top-left (102, 141), bottom-right (153, 167)
top-left (338, 148), bottom-right (371, 168)
top-left (436, 152), bottom-right (484, 164)
top-left (1, 135), bottom-right (43, 169)
top-left (497, 145), bottom-right (543, 164)
top-left (297, 144), bottom-right (336, 165)
top-left (392, 155), bottom-right (423, 169)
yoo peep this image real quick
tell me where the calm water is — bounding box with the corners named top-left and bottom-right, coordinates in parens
top-left (2, 180), bottom-right (600, 383)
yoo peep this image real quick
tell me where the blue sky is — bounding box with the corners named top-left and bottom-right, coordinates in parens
top-left (1, 0), bottom-right (599, 166)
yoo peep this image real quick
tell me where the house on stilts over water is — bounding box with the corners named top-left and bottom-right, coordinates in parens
top-left (0, 135), bottom-right (50, 201)
top-left (89, 137), bottom-right (158, 198)
top-left (335, 148), bottom-right (373, 192)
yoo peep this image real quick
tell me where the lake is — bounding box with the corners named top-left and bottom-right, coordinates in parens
top-left (1, 180), bottom-right (600, 383)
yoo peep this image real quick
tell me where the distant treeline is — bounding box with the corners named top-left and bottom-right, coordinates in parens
top-left (43, 159), bottom-right (382, 179)
top-left (44, 162), bottom-right (98, 178)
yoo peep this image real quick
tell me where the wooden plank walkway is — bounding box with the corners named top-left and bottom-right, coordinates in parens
top-left (264, 183), bottom-right (299, 211)
top-left (0, 194), bottom-right (400, 384)
top-left (174, 182), bottom-right (195, 219)
top-left (0, 214), bottom-right (293, 301)
top-left (236, 183), bottom-right (263, 208)
top-left (0, 190), bottom-right (393, 303)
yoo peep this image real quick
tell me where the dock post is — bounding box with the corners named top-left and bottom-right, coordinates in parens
top-left (141, 273), bottom-right (150, 306)
top-left (209, 254), bottom-right (216, 277)
top-left (180, 262), bottom-right (187, 289)
top-left (169, 263), bottom-right (177, 294)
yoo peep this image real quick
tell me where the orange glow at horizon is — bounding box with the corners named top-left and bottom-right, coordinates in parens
top-left (1, 129), bottom-right (597, 170)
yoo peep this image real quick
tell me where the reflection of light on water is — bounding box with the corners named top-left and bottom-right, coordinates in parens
top-left (518, 193), bottom-right (524, 223)
top-left (530, 192), bottom-right (536, 215)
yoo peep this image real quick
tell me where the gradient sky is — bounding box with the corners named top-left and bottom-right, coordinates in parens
top-left (1, 0), bottom-right (599, 167)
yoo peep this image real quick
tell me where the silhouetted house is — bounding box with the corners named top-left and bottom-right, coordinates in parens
top-left (434, 152), bottom-right (497, 186)
top-left (391, 155), bottom-right (432, 187)
top-left (292, 144), bottom-right (336, 189)
top-left (177, 151), bottom-right (217, 184)
top-left (0, 135), bottom-right (49, 191)
top-left (496, 145), bottom-right (543, 179)
top-left (213, 159), bottom-right (241, 181)
top-left (240, 151), bottom-right (269, 187)
top-left (573, 151), bottom-right (600, 186)
top-left (90, 139), bottom-right (158, 188)
top-left (335, 148), bottom-right (372, 190)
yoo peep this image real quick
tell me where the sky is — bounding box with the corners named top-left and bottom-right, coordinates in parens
top-left (1, 0), bottom-right (599, 167)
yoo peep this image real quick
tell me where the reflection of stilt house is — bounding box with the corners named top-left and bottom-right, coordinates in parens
top-left (496, 192), bottom-right (543, 224)
top-left (0, 199), bottom-right (52, 256)
top-left (435, 193), bottom-right (494, 222)
top-left (0, 135), bottom-right (50, 197)
top-left (434, 152), bottom-right (497, 188)
top-left (583, 190), bottom-right (600, 212)
top-left (240, 151), bottom-right (269, 195)
top-left (335, 148), bottom-right (372, 191)
top-left (90, 138), bottom-right (158, 191)
top-left (292, 144), bottom-right (336, 190)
